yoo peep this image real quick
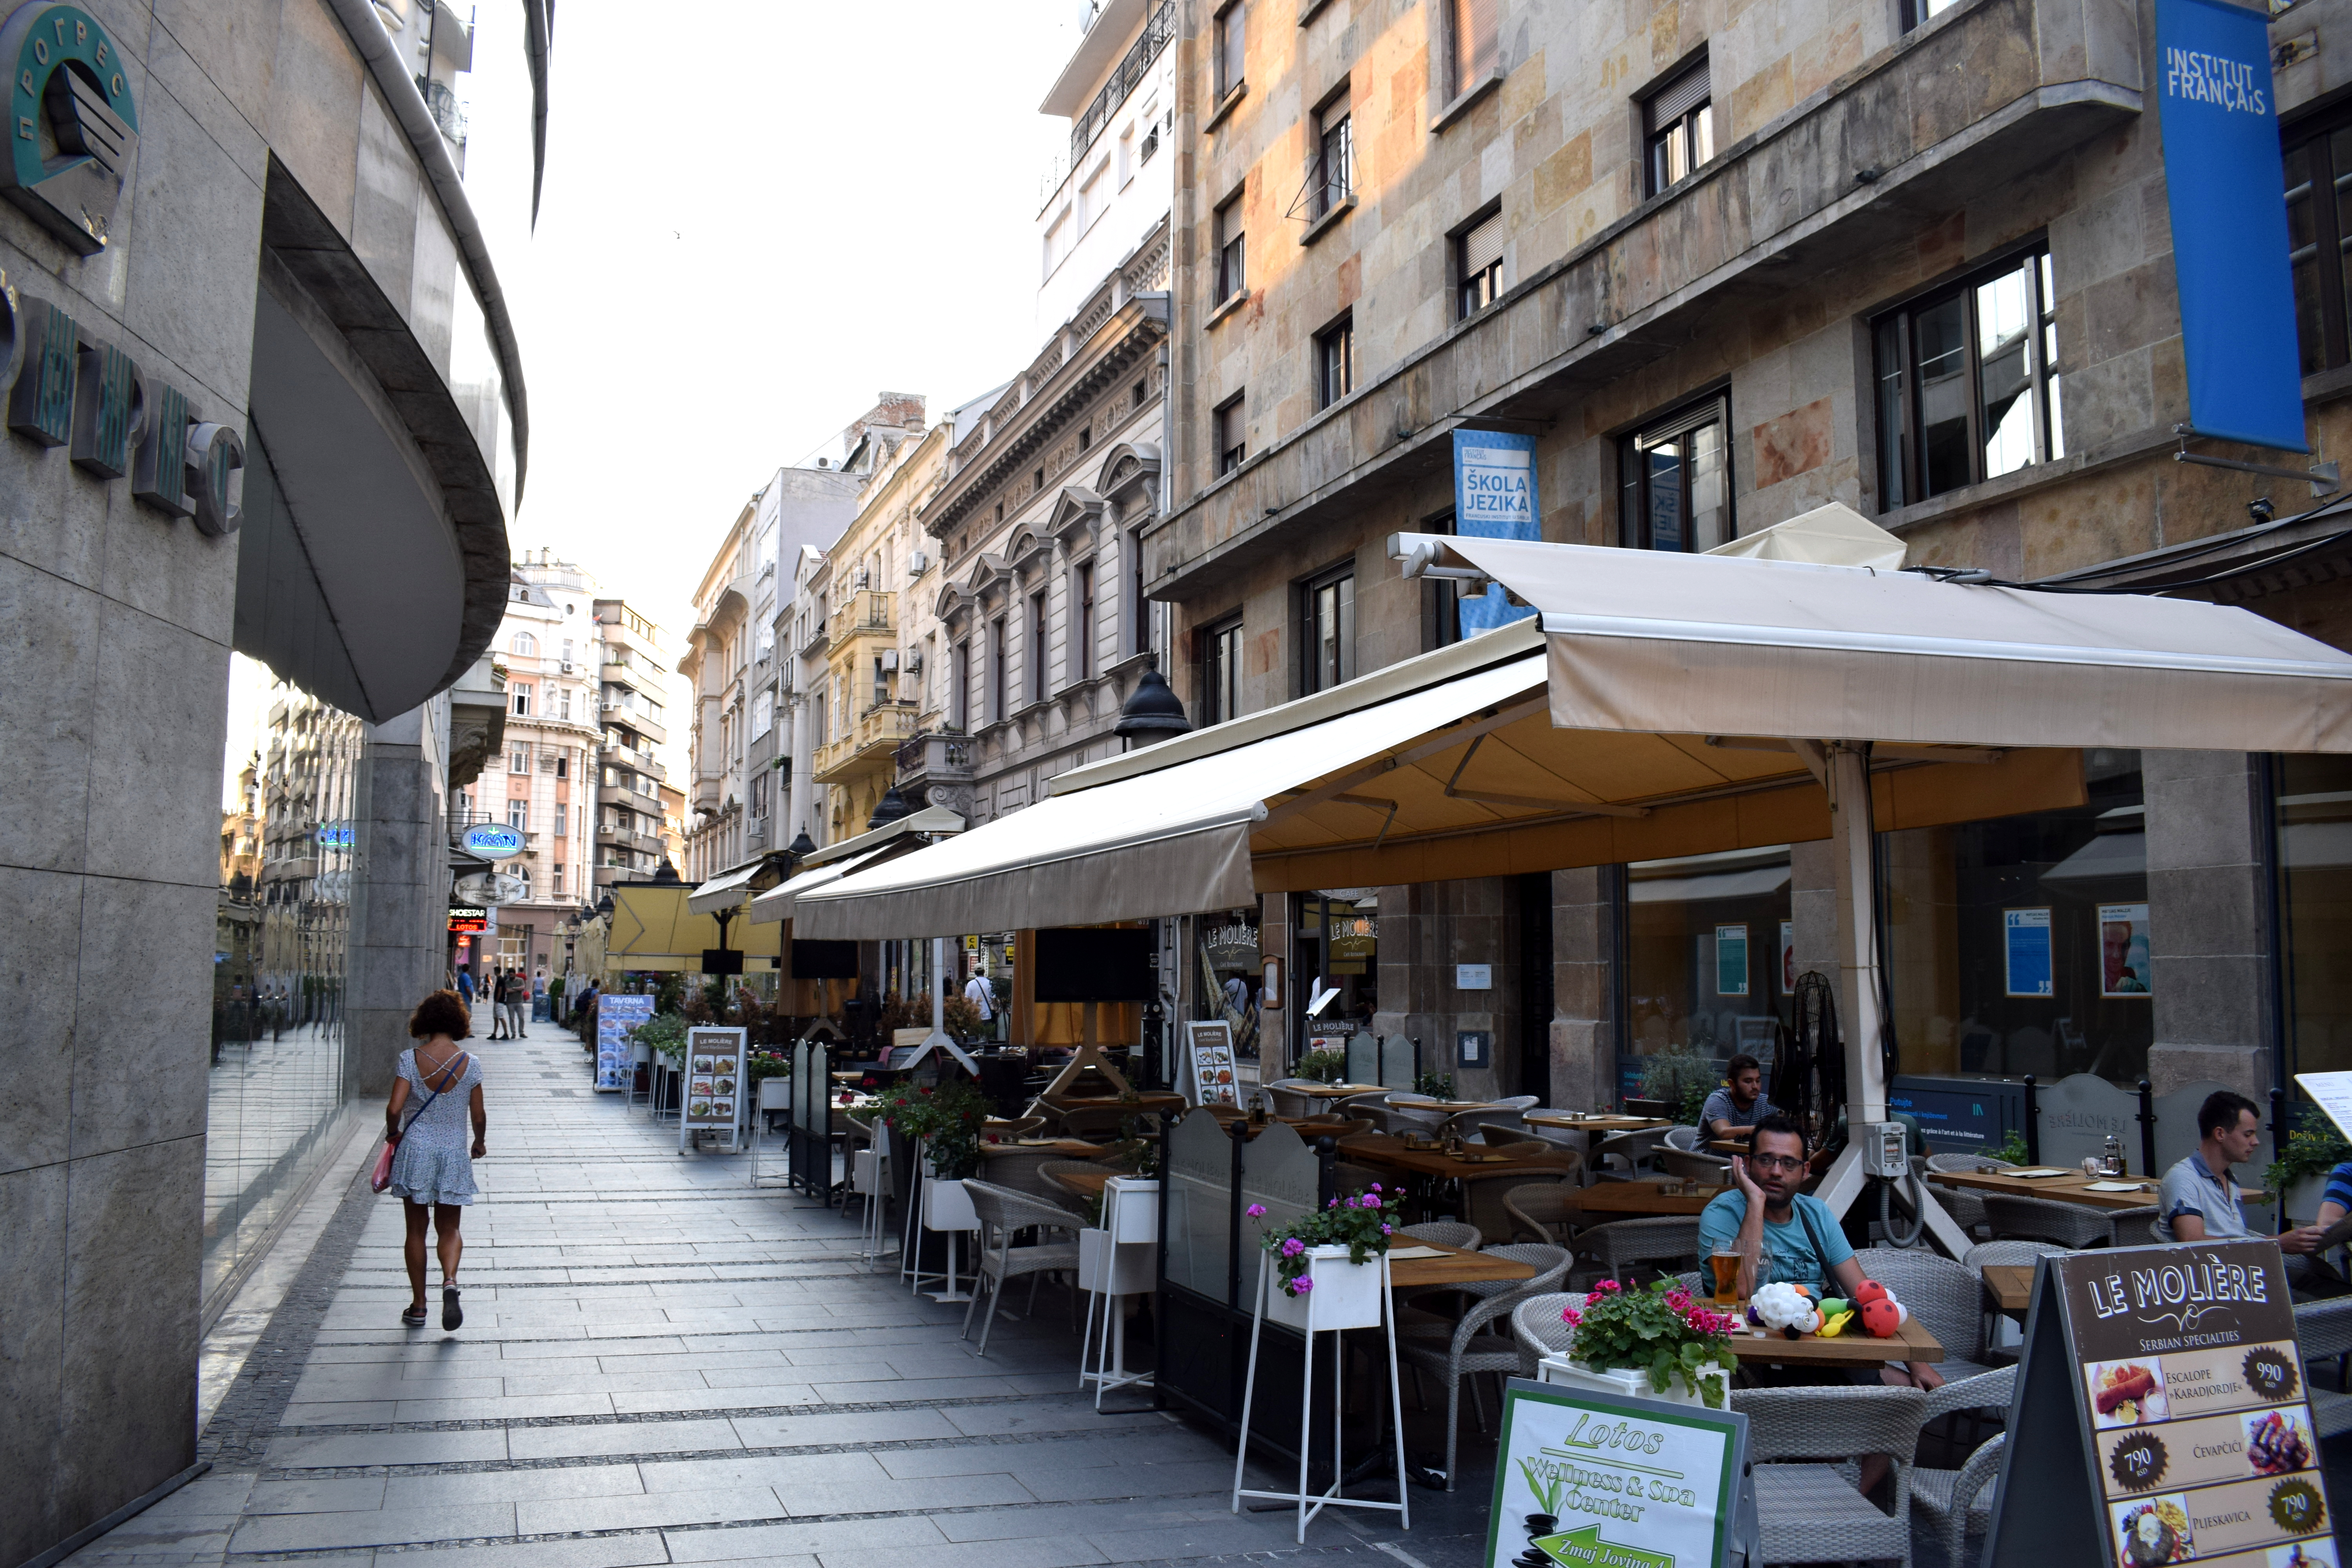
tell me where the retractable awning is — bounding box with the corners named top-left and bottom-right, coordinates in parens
top-left (796, 534), bottom-right (2352, 942)
top-left (742, 804), bottom-right (966, 926)
top-left (746, 845), bottom-right (888, 924)
top-left (686, 857), bottom-right (784, 916)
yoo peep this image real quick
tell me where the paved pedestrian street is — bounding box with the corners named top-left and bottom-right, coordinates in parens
top-left (69, 1040), bottom-right (1506, 1568)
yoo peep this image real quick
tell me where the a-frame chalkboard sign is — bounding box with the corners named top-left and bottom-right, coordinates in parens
top-left (1982, 1238), bottom-right (2331, 1567)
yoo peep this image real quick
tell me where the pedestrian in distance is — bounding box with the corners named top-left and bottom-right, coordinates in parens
top-left (488, 970), bottom-right (510, 1040)
top-left (456, 966), bottom-right (476, 1009)
top-left (384, 989), bottom-right (486, 1330)
top-left (510, 969), bottom-right (531, 1039)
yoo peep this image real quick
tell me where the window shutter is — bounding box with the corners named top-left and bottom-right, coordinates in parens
top-left (1647, 60), bottom-right (1710, 131)
top-left (1461, 211), bottom-right (1505, 278)
top-left (1454, 0), bottom-right (1498, 88)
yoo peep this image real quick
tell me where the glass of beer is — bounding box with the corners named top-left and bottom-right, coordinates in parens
top-left (1709, 1247), bottom-right (1742, 1308)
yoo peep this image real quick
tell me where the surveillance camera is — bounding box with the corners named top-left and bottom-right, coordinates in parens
top-left (2249, 497), bottom-right (2277, 524)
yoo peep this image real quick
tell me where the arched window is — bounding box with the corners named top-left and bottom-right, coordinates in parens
top-left (512, 631), bottom-right (537, 655)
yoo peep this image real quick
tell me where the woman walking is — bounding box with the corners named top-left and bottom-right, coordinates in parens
top-left (385, 990), bottom-right (486, 1329)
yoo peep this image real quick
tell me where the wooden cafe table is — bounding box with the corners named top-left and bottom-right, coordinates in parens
top-left (1980, 1263), bottom-right (2035, 1318)
top-left (1282, 1082), bottom-right (1391, 1102)
top-left (1574, 1177), bottom-right (1722, 1218)
top-left (1925, 1165), bottom-right (2169, 1212)
top-left (1712, 1303), bottom-right (1946, 1367)
top-left (1523, 1112), bottom-right (1673, 1136)
top-left (1340, 1134), bottom-right (1582, 1181)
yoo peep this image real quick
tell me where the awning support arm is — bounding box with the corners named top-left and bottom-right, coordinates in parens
top-left (1443, 732), bottom-right (1651, 818)
top-left (1259, 695), bottom-right (1548, 826)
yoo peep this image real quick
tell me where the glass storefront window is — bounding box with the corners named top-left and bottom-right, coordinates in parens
top-left (1880, 749), bottom-right (2149, 1084)
top-left (1622, 847), bottom-right (1793, 1100)
top-left (207, 654), bottom-right (358, 1305)
top-left (1294, 890), bottom-right (1377, 1065)
top-left (2276, 753), bottom-right (2352, 1079)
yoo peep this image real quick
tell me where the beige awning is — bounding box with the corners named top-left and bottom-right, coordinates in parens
top-left (746, 845), bottom-right (889, 924)
top-left (1404, 532), bottom-right (2352, 752)
top-left (743, 805), bottom-right (966, 925)
top-left (686, 856), bottom-right (786, 916)
top-left (795, 536), bottom-right (2352, 939)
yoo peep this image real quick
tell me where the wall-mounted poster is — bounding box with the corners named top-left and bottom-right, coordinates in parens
top-left (682, 1025), bottom-right (746, 1150)
top-left (1185, 1019), bottom-right (1238, 1107)
top-left (595, 993), bottom-right (654, 1092)
top-left (2005, 907), bottom-right (2054, 997)
top-left (1715, 924), bottom-right (1749, 996)
top-left (2098, 902), bottom-right (2152, 997)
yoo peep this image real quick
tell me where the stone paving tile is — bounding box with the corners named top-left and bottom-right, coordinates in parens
top-left (386, 1537), bottom-right (673, 1568)
top-left (379, 1464), bottom-right (649, 1508)
top-left (813, 1536), bottom-right (1111, 1568)
top-left (227, 1501), bottom-right (517, 1552)
top-left (241, 1477), bottom-right (390, 1515)
top-left (608, 1382), bottom-right (822, 1414)
top-left (514, 1484), bottom-right (783, 1534)
top-left (659, 1514), bottom-right (946, 1563)
top-left (506, 1416), bottom-right (749, 1460)
top-left (724, 1407), bottom-right (961, 1447)
top-left (265, 1429), bottom-right (512, 1468)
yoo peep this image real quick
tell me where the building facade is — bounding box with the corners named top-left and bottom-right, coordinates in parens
top-left (0, 0), bottom-right (529, 1558)
top-left (592, 596), bottom-right (673, 891)
top-left (1142, 0), bottom-right (2352, 1109)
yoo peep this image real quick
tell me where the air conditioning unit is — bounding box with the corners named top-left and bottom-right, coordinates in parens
top-left (909, 550), bottom-right (928, 576)
top-left (559, 659), bottom-right (574, 673)
top-left (880, 649), bottom-right (900, 673)
top-left (855, 570), bottom-right (871, 589)
top-left (906, 653), bottom-right (924, 675)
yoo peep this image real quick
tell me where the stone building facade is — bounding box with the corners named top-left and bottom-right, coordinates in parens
top-left (0, 0), bottom-right (528, 1560)
top-left (1146, 0), bottom-right (2352, 1107)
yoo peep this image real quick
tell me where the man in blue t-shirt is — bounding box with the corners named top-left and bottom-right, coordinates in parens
top-left (1699, 1054), bottom-right (1777, 1141)
top-left (1699, 1114), bottom-right (1943, 1391)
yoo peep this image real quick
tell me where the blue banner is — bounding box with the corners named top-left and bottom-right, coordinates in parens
top-left (1452, 428), bottom-right (1539, 637)
top-left (2157, 0), bottom-right (2308, 452)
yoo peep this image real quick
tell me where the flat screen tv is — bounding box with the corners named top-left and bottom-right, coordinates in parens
top-left (790, 939), bottom-right (859, 980)
top-left (1033, 927), bottom-right (1154, 1002)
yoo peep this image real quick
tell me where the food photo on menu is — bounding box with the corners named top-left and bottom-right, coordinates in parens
top-left (2269, 1541), bottom-right (2339, 1566)
top-left (693, 1056), bottom-right (713, 1072)
top-left (2113, 1494), bottom-right (2194, 1566)
top-left (692, 1078), bottom-right (713, 1094)
top-left (2245, 1407), bottom-right (2315, 1476)
top-left (2088, 1358), bottom-right (2169, 1427)
top-left (710, 1099), bottom-right (731, 1118)
top-left (690, 1100), bottom-right (710, 1116)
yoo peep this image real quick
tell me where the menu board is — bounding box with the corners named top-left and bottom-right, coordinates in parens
top-left (595, 992), bottom-right (654, 1092)
top-left (1984, 1240), bottom-right (2332, 1568)
top-left (1486, 1377), bottom-right (1753, 1568)
top-left (1185, 1019), bottom-right (1238, 1107)
top-left (682, 1026), bottom-right (746, 1148)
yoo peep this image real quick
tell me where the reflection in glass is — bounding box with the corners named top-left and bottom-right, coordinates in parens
top-left (1620, 848), bottom-right (1792, 1102)
top-left (1915, 293), bottom-right (1972, 495)
top-left (206, 653), bottom-right (357, 1305)
top-left (1975, 262), bottom-right (2036, 479)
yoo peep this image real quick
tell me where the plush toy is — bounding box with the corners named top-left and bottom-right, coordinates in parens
top-left (1749, 1281), bottom-right (1821, 1337)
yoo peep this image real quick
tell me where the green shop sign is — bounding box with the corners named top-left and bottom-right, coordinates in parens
top-left (1, 2), bottom-right (136, 254)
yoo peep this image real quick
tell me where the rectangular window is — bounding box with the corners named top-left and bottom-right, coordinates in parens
top-left (1900, 0), bottom-right (1964, 30)
top-left (2284, 109), bottom-right (2352, 374)
top-left (1214, 2), bottom-right (1244, 100)
top-left (1312, 97), bottom-right (1352, 217)
top-left (1301, 566), bottom-right (1355, 695)
top-left (1202, 615), bottom-right (1244, 726)
top-left (509, 748), bottom-right (529, 774)
top-left (1079, 163), bottom-right (1105, 232)
top-left (1456, 207), bottom-right (1503, 319)
top-left (1422, 508), bottom-right (1462, 652)
top-left (554, 802), bottom-right (568, 837)
top-left (1215, 196), bottom-right (1246, 303)
top-left (1619, 393), bottom-right (1732, 552)
top-left (1450, 0), bottom-right (1498, 99)
top-left (1215, 393), bottom-right (1247, 474)
top-left (551, 863), bottom-right (564, 896)
top-left (990, 618), bottom-right (1007, 720)
top-left (953, 638), bottom-right (971, 728)
top-left (507, 799), bottom-right (528, 831)
top-left (511, 682), bottom-right (533, 716)
top-left (1315, 314), bottom-right (1355, 408)
top-left (557, 685), bottom-right (571, 720)
top-left (1028, 591), bottom-right (1049, 702)
top-left (1872, 247), bottom-right (2060, 510)
top-left (1130, 529), bottom-right (1152, 657)
top-left (1643, 59), bottom-right (1713, 196)
top-left (554, 755), bottom-right (567, 779)
top-left (1074, 563), bottom-right (1095, 681)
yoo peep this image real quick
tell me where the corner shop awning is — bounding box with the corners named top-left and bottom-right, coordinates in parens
top-left (746, 846), bottom-right (889, 924)
top-left (794, 537), bottom-right (2352, 941)
top-left (743, 804), bottom-right (965, 926)
top-left (686, 857), bottom-right (783, 916)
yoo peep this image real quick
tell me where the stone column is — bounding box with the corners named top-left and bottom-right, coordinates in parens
top-left (1790, 839), bottom-right (1841, 998)
top-left (1549, 867), bottom-right (1618, 1108)
top-left (2143, 750), bottom-right (2275, 1100)
top-left (348, 700), bottom-right (451, 1100)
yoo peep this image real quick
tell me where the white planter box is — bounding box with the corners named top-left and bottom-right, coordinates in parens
top-left (1104, 1176), bottom-right (1160, 1245)
top-left (853, 1148), bottom-right (886, 1196)
top-left (1538, 1355), bottom-right (1730, 1408)
top-left (922, 1176), bottom-right (976, 1232)
top-left (1263, 1245), bottom-right (1385, 1332)
top-left (757, 1078), bottom-right (790, 1110)
top-left (2283, 1173), bottom-right (2327, 1227)
top-left (1080, 1227), bottom-right (1155, 1295)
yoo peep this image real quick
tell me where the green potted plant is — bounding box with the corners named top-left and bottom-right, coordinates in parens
top-left (879, 1078), bottom-right (991, 1230)
top-left (1295, 1046), bottom-right (1348, 1083)
top-left (1548, 1279), bottom-right (1736, 1408)
top-left (2265, 1105), bottom-right (2352, 1222)
top-left (1247, 1187), bottom-right (1402, 1330)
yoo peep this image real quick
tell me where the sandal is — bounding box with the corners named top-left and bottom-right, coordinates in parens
top-left (442, 1285), bottom-right (463, 1331)
top-left (402, 1304), bottom-right (428, 1327)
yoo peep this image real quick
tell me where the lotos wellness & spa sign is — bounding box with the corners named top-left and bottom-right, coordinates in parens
top-left (1487, 1379), bottom-right (1753, 1568)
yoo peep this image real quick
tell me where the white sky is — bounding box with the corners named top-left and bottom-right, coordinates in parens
top-left (459, 0), bottom-right (1091, 744)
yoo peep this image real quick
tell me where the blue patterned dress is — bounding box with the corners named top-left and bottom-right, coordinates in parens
top-left (387, 1049), bottom-right (483, 1206)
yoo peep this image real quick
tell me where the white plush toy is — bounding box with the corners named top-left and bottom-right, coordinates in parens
top-left (1749, 1281), bottom-right (1820, 1335)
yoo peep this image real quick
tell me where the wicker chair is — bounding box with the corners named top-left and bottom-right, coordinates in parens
top-left (959, 1180), bottom-right (1083, 1356)
top-left (1732, 1384), bottom-right (1929, 1568)
top-left (1331, 1160), bottom-right (1386, 1196)
top-left (1457, 1109), bottom-right (1528, 1141)
top-left (1462, 1166), bottom-right (1575, 1245)
top-left (1664, 1124), bottom-right (1702, 1153)
top-left (1503, 1182), bottom-right (1586, 1245)
top-left (1267, 1084), bottom-right (1323, 1119)
top-left (1982, 1192), bottom-right (2125, 1249)
top-left (1038, 1158), bottom-right (1108, 1205)
top-left (1397, 1244), bottom-right (1572, 1490)
top-left (1851, 1248), bottom-right (2000, 1381)
top-left (976, 1148), bottom-right (1083, 1207)
top-left (1510, 1291), bottom-right (1584, 1366)
top-left (1400, 1220), bottom-right (1482, 1251)
top-left (1911, 1431), bottom-right (2005, 1568)
top-left (983, 1114), bottom-right (1047, 1139)
top-left (1961, 1238), bottom-right (2067, 1353)
top-left (1337, 1090), bottom-right (1395, 1112)
top-left (1659, 1148), bottom-right (1732, 1186)
top-left (1054, 1105), bottom-right (1133, 1142)
top-left (1590, 1129), bottom-right (1668, 1182)
top-left (1569, 1216), bottom-right (1702, 1289)
top-left (2296, 1296), bottom-right (2352, 1438)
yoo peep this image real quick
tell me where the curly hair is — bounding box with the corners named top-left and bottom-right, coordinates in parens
top-left (409, 989), bottom-right (473, 1040)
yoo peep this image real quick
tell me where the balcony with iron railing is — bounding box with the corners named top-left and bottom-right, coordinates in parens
top-left (825, 589), bottom-right (895, 645)
top-left (813, 700), bottom-right (920, 785)
top-left (1067, 1), bottom-right (1171, 169)
top-left (894, 728), bottom-right (973, 792)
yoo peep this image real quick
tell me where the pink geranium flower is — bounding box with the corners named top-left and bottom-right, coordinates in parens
top-left (1245, 1203), bottom-right (1267, 1219)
